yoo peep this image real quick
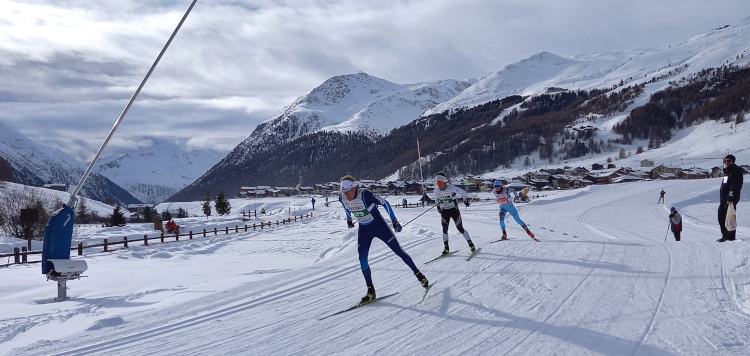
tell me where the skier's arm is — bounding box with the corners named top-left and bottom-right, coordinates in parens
top-left (452, 185), bottom-right (469, 201)
top-left (367, 190), bottom-right (397, 221)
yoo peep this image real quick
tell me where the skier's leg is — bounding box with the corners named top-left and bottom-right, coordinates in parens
top-left (378, 227), bottom-right (419, 271)
top-left (718, 204), bottom-right (729, 240)
top-left (505, 204), bottom-right (526, 227)
top-left (357, 230), bottom-right (375, 285)
top-left (452, 210), bottom-right (466, 235)
top-left (440, 209), bottom-right (451, 253)
top-left (498, 208), bottom-right (507, 230)
top-left (440, 210), bottom-right (450, 235)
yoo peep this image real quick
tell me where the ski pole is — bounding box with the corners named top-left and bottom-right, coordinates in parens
top-left (402, 204), bottom-right (437, 227)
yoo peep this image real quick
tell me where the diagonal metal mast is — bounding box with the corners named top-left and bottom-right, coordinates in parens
top-left (67, 0), bottom-right (198, 208)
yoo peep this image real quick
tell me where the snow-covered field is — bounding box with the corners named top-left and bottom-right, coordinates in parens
top-left (1, 178), bottom-right (749, 355)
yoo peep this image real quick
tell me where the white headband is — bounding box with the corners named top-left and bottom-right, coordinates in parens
top-left (435, 175), bottom-right (447, 182)
top-left (340, 180), bottom-right (355, 191)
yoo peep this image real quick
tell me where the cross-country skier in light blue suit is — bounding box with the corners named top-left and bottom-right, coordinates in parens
top-left (338, 175), bottom-right (429, 303)
top-left (492, 180), bottom-right (535, 240)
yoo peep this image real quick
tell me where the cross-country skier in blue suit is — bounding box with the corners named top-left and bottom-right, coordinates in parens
top-left (492, 180), bottom-right (535, 240)
top-left (338, 175), bottom-right (429, 303)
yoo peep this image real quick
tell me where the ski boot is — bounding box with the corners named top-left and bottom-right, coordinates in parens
top-left (360, 283), bottom-right (376, 303)
top-left (414, 270), bottom-right (429, 289)
top-left (501, 230), bottom-right (508, 240)
top-left (441, 241), bottom-right (450, 255)
top-left (522, 224), bottom-right (534, 238)
top-left (467, 240), bottom-right (476, 253)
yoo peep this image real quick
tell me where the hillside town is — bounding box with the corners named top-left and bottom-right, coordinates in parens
top-left (233, 160), bottom-right (749, 199)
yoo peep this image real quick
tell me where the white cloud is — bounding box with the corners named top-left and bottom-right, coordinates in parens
top-left (0, 0), bottom-right (748, 162)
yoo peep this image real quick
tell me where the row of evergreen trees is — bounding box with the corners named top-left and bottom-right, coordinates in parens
top-left (614, 64), bottom-right (750, 146)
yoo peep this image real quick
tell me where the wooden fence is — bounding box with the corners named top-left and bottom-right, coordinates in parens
top-left (1, 213), bottom-right (313, 267)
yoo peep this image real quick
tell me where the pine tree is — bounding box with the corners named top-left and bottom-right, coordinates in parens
top-left (203, 192), bottom-right (212, 216)
top-left (110, 205), bottom-right (126, 227)
top-left (143, 206), bottom-right (153, 223)
top-left (75, 197), bottom-right (89, 224)
top-left (215, 192), bottom-right (231, 215)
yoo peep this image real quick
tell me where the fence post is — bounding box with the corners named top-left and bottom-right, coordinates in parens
top-left (144, 234), bottom-right (148, 246)
top-left (244, 225), bottom-right (248, 232)
top-left (203, 228), bottom-right (206, 237)
top-left (235, 225), bottom-right (238, 233)
top-left (104, 238), bottom-right (109, 252)
top-left (214, 227), bottom-right (217, 235)
top-left (175, 231), bottom-right (179, 242)
top-left (78, 241), bottom-right (83, 256)
top-left (14, 247), bottom-right (20, 264)
top-left (225, 226), bottom-right (229, 234)
top-left (124, 236), bottom-right (128, 248)
top-left (189, 231), bottom-right (193, 240)
top-left (253, 223), bottom-right (256, 230)
top-left (21, 246), bottom-right (27, 263)
top-left (161, 231), bottom-right (165, 243)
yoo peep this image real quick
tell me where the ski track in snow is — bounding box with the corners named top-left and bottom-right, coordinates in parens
top-left (4, 178), bottom-right (750, 355)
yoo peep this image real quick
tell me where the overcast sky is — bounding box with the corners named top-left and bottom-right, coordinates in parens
top-left (1, 0), bottom-right (748, 162)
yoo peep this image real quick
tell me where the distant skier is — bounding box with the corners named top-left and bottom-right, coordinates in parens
top-left (658, 189), bottom-right (666, 204)
top-left (338, 175), bottom-right (429, 303)
top-left (669, 207), bottom-right (682, 241)
top-left (492, 180), bottom-right (535, 240)
top-left (432, 172), bottom-right (476, 255)
top-left (717, 154), bottom-right (743, 242)
top-left (311, 197), bottom-right (316, 211)
top-left (325, 195), bottom-right (329, 207)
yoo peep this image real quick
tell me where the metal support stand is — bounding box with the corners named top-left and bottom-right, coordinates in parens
top-left (55, 278), bottom-right (70, 302)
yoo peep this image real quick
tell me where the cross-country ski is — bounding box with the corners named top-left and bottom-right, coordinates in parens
top-left (318, 293), bottom-right (399, 320)
top-left (465, 247), bottom-right (481, 261)
top-left (425, 250), bottom-right (459, 264)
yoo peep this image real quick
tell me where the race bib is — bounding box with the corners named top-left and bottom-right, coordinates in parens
top-left (496, 198), bottom-right (510, 205)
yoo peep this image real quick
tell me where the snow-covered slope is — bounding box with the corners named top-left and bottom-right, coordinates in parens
top-left (2, 178), bottom-right (749, 355)
top-left (425, 17), bottom-right (750, 116)
top-left (94, 138), bottom-right (224, 204)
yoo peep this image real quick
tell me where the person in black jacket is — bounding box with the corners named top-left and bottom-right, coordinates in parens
top-left (718, 154), bottom-right (743, 242)
top-left (669, 207), bottom-right (682, 241)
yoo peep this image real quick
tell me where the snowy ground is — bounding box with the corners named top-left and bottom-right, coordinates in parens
top-left (1, 178), bottom-right (749, 355)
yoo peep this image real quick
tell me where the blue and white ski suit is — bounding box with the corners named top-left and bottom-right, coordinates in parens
top-left (493, 187), bottom-right (526, 230)
top-left (340, 188), bottom-right (418, 285)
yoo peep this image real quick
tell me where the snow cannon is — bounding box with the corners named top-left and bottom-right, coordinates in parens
top-left (42, 204), bottom-right (88, 302)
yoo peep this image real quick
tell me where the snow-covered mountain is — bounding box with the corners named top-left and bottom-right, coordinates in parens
top-left (0, 121), bottom-right (140, 205)
top-left (93, 138), bottom-right (225, 204)
top-left (169, 73), bottom-right (474, 199)
top-left (236, 72), bottom-right (474, 156)
top-left (425, 17), bottom-right (750, 116)
top-left (175, 16), bottom-right (750, 200)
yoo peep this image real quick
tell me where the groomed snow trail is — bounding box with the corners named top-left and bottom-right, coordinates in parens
top-left (7, 179), bottom-right (750, 356)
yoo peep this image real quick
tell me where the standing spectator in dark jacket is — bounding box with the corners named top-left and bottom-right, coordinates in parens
top-left (669, 207), bottom-right (682, 241)
top-left (718, 154), bottom-right (743, 242)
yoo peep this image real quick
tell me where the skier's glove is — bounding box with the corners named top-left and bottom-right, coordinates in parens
top-left (392, 219), bottom-right (402, 233)
top-left (464, 200), bottom-right (470, 207)
top-left (347, 219), bottom-right (355, 229)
